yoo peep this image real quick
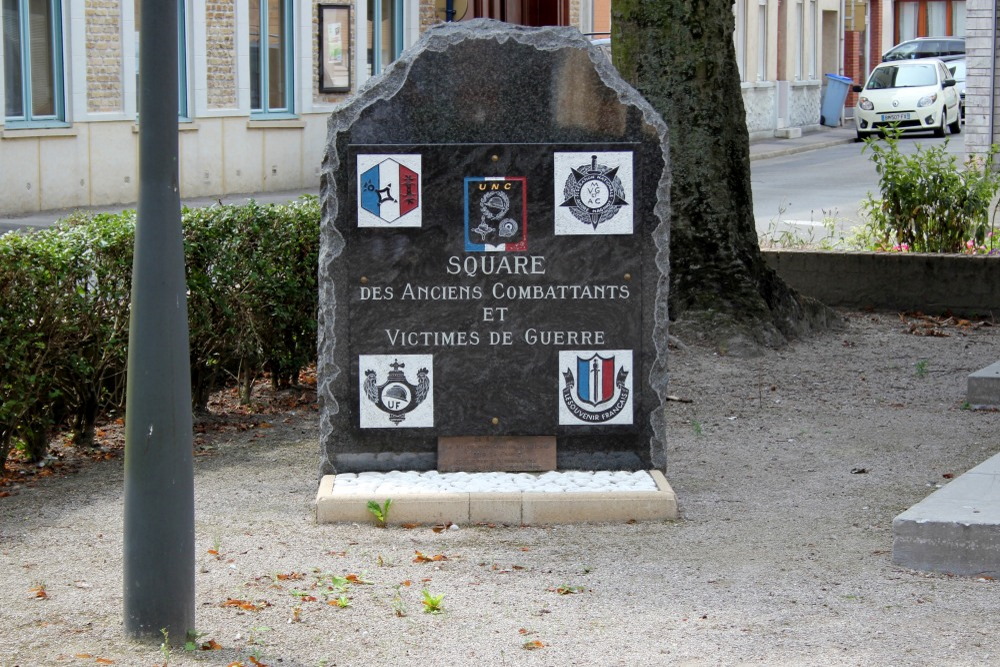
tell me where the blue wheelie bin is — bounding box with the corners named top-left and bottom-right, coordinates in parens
top-left (821, 74), bottom-right (854, 127)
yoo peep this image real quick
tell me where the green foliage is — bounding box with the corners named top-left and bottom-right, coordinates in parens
top-left (0, 196), bottom-right (320, 470)
top-left (420, 589), bottom-right (445, 614)
top-left (366, 499), bottom-right (393, 527)
top-left (860, 130), bottom-right (1000, 253)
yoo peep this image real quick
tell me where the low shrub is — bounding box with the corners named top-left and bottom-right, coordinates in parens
top-left (859, 129), bottom-right (1000, 253)
top-left (0, 196), bottom-right (320, 469)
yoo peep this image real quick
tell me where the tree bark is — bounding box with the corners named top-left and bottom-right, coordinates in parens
top-left (612, 0), bottom-right (836, 353)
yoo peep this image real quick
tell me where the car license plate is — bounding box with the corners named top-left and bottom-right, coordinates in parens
top-left (880, 112), bottom-right (911, 121)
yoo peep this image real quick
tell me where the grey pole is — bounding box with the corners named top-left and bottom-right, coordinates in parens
top-left (123, 0), bottom-right (195, 642)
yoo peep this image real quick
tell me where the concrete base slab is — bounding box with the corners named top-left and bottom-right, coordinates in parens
top-left (774, 127), bottom-right (803, 139)
top-left (967, 361), bottom-right (1000, 408)
top-left (892, 451), bottom-right (1000, 577)
top-left (315, 470), bottom-right (678, 525)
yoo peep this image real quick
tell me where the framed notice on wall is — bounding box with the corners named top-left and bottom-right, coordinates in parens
top-left (319, 4), bottom-right (351, 93)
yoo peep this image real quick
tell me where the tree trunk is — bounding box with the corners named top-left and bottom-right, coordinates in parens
top-left (612, 0), bottom-right (836, 353)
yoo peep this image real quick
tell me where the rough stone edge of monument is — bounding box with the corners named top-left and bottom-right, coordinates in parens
top-left (317, 18), bottom-right (672, 476)
top-left (891, 451), bottom-right (1000, 577)
top-left (314, 470), bottom-right (678, 525)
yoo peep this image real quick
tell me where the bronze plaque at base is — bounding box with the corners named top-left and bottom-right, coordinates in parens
top-left (438, 436), bottom-right (557, 472)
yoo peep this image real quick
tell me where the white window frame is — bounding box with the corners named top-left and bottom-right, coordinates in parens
top-left (354, 0), bottom-right (418, 89)
top-left (2, 0), bottom-right (66, 127)
top-left (249, 0), bottom-right (294, 117)
top-left (808, 0), bottom-right (817, 80)
top-left (796, 0), bottom-right (804, 80)
top-left (757, 0), bottom-right (767, 81)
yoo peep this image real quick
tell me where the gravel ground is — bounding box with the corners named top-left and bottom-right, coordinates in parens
top-left (2, 309), bottom-right (998, 666)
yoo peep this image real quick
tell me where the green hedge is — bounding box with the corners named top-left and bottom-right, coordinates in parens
top-left (0, 197), bottom-right (319, 470)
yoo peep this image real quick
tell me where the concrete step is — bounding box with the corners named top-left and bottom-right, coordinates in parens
top-left (316, 470), bottom-right (678, 525)
top-left (967, 361), bottom-right (1000, 408)
top-left (892, 451), bottom-right (1000, 577)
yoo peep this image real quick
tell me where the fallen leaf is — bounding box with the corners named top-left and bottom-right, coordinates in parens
top-left (401, 522), bottom-right (421, 529)
top-left (221, 598), bottom-right (268, 611)
top-left (326, 550), bottom-right (347, 557)
top-left (73, 655), bottom-right (93, 659)
top-left (942, 473), bottom-right (955, 479)
top-left (96, 659), bottom-right (115, 665)
top-left (413, 551), bottom-right (449, 563)
top-left (400, 580), bottom-right (412, 587)
top-left (200, 639), bottom-right (223, 650)
top-left (345, 573), bottom-right (372, 584)
top-left (276, 572), bottom-right (304, 580)
top-left (523, 640), bottom-right (545, 650)
top-left (850, 468), bottom-right (868, 475)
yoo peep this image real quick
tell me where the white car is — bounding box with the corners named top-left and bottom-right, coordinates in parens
top-left (853, 59), bottom-right (961, 140)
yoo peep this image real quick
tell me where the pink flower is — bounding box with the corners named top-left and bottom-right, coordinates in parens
top-left (967, 240), bottom-right (976, 249)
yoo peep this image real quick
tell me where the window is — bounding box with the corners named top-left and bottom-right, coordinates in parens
top-left (894, 1), bottom-right (965, 40)
top-left (250, 0), bottom-right (292, 114)
top-left (927, 1), bottom-right (946, 35)
top-left (796, 0), bottom-right (804, 80)
top-left (757, 0), bottom-right (767, 81)
top-left (3, 0), bottom-right (63, 125)
top-left (367, 0), bottom-right (402, 76)
top-left (134, 0), bottom-right (188, 118)
top-left (951, 2), bottom-right (965, 36)
top-left (898, 3), bottom-right (918, 40)
top-left (808, 0), bottom-right (817, 79)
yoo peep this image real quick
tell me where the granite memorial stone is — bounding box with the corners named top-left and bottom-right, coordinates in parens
top-left (319, 20), bottom-right (670, 474)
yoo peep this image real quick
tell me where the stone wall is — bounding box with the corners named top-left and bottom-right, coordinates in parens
top-left (86, 0), bottom-right (123, 113)
top-left (742, 83), bottom-right (777, 134)
top-left (964, 0), bottom-right (997, 160)
top-left (764, 249), bottom-right (1000, 316)
top-left (206, 0), bottom-right (238, 109)
top-left (789, 81), bottom-right (821, 127)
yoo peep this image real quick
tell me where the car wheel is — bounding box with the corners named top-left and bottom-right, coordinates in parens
top-left (949, 111), bottom-right (961, 134)
top-left (855, 129), bottom-right (868, 142)
top-left (934, 114), bottom-right (946, 138)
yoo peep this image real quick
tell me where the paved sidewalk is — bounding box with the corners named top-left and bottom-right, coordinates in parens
top-left (749, 123), bottom-right (856, 161)
top-left (2, 124), bottom-right (857, 234)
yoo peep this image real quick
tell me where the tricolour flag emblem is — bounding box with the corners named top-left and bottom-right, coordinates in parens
top-left (357, 154), bottom-right (422, 227)
top-left (575, 354), bottom-right (617, 407)
top-left (558, 349), bottom-right (633, 426)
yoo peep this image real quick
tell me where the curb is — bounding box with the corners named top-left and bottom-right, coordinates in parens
top-left (750, 136), bottom-right (857, 161)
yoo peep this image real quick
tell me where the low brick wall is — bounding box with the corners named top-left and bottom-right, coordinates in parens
top-left (762, 250), bottom-right (1000, 317)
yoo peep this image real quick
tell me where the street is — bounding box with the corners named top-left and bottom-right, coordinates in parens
top-left (2, 133), bottom-right (968, 243)
top-left (752, 132), bottom-right (965, 246)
